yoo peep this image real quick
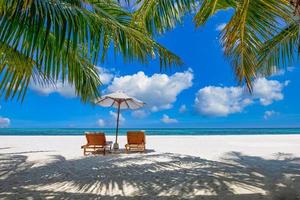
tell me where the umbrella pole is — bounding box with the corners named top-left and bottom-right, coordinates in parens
top-left (114, 103), bottom-right (121, 149)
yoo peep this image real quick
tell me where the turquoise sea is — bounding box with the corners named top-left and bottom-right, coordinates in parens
top-left (0, 128), bottom-right (299, 136)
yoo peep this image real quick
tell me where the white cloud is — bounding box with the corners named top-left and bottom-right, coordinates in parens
top-left (264, 110), bottom-right (279, 120)
top-left (30, 81), bottom-right (76, 98)
top-left (96, 66), bottom-right (114, 85)
top-left (252, 78), bottom-right (286, 106)
top-left (97, 119), bottom-right (106, 127)
top-left (161, 114), bottom-right (178, 124)
top-left (109, 111), bottom-right (125, 123)
top-left (195, 86), bottom-right (252, 117)
top-left (107, 69), bottom-right (193, 111)
top-left (0, 117), bottom-right (10, 128)
top-left (131, 110), bottom-right (148, 119)
top-left (216, 23), bottom-right (226, 31)
top-left (179, 104), bottom-right (187, 113)
top-left (194, 78), bottom-right (288, 117)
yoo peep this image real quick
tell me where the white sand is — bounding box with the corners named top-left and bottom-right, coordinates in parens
top-left (1, 135), bottom-right (300, 199)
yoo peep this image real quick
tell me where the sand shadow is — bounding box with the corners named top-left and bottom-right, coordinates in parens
top-left (84, 148), bottom-right (155, 156)
top-left (1, 150), bottom-right (54, 155)
top-left (0, 147), bottom-right (11, 150)
top-left (109, 148), bottom-right (155, 154)
top-left (0, 151), bottom-right (299, 199)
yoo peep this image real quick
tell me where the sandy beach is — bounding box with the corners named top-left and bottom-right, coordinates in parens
top-left (1, 135), bottom-right (300, 199)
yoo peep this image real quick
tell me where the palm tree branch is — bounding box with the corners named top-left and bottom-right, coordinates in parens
top-left (131, 0), bottom-right (196, 35)
top-left (0, 0), bottom-right (183, 102)
top-left (194, 0), bottom-right (235, 27)
top-left (257, 21), bottom-right (299, 76)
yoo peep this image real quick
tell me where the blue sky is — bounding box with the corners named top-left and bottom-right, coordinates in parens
top-left (1, 11), bottom-right (299, 128)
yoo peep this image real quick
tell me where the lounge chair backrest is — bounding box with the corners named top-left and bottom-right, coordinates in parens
top-left (127, 131), bottom-right (145, 144)
top-left (85, 132), bottom-right (106, 145)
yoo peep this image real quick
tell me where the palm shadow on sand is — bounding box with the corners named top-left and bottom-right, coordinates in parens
top-left (0, 151), bottom-right (300, 200)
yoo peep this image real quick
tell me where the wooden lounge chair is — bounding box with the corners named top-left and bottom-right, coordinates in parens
top-left (125, 131), bottom-right (146, 152)
top-left (81, 132), bottom-right (112, 155)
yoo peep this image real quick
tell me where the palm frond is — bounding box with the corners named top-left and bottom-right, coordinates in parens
top-left (194, 0), bottom-right (293, 89)
top-left (257, 21), bottom-right (299, 76)
top-left (194, 0), bottom-right (293, 91)
top-left (132, 0), bottom-right (196, 35)
top-left (194, 0), bottom-right (234, 27)
top-left (223, 0), bottom-right (292, 89)
top-left (37, 31), bottom-right (102, 103)
top-left (0, 32), bottom-right (101, 102)
top-left (0, 42), bottom-right (36, 101)
top-left (88, 0), bottom-right (183, 66)
top-left (0, 0), bottom-right (182, 101)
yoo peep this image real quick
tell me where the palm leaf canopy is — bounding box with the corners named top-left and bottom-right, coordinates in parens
top-left (130, 0), bottom-right (296, 90)
top-left (194, 0), bottom-right (294, 90)
top-left (132, 0), bottom-right (197, 35)
top-left (0, 0), bottom-right (182, 102)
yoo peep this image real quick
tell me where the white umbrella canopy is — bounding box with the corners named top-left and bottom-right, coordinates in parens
top-left (95, 91), bottom-right (145, 149)
top-left (95, 91), bottom-right (144, 110)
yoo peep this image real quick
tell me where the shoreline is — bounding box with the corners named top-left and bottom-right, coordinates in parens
top-left (1, 133), bottom-right (300, 136)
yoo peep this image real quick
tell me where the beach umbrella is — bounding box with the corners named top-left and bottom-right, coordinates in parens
top-left (95, 91), bottom-right (145, 149)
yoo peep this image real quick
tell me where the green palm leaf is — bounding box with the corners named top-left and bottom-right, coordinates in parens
top-left (194, 0), bottom-right (234, 27)
top-left (0, 0), bottom-right (182, 102)
top-left (132, 0), bottom-right (196, 35)
top-left (0, 42), bottom-right (35, 100)
top-left (257, 21), bottom-right (299, 76)
top-left (129, 0), bottom-right (295, 90)
top-left (194, 0), bottom-right (293, 89)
